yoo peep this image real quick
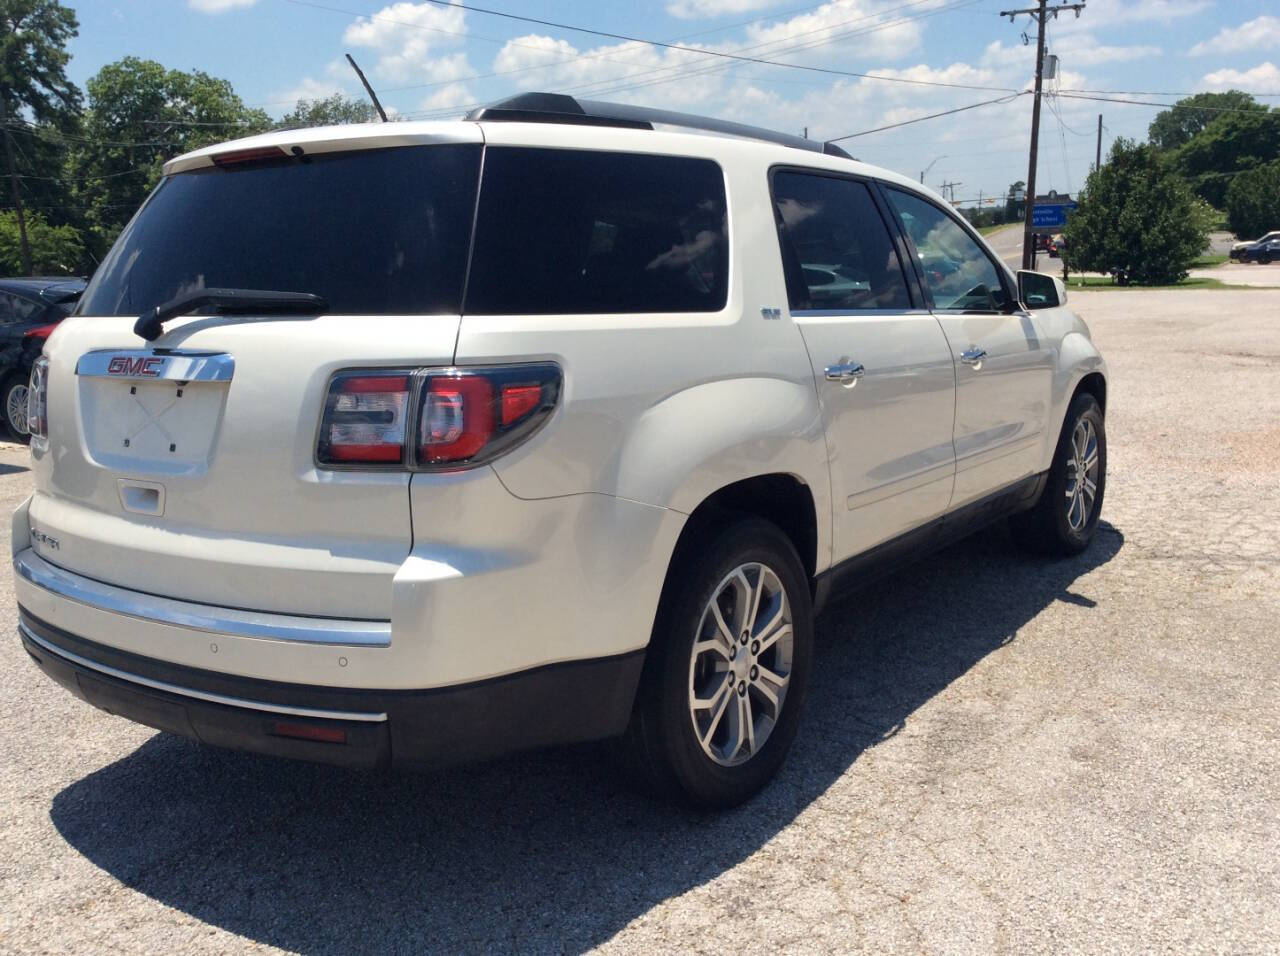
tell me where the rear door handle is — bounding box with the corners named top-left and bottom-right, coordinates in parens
top-left (824, 362), bottom-right (865, 387)
top-left (960, 347), bottom-right (987, 367)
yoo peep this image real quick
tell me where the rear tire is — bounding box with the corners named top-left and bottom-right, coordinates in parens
top-left (621, 517), bottom-right (814, 808)
top-left (1010, 392), bottom-right (1106, 556)
top-left (2, 373), bottom-right (31, 442)
top-left (1260, 251), bottom-right (1274, 265)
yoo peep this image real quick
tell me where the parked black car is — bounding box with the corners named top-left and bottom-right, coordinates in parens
top-left (0, 277), bottom-right (86, 439)
top-left (1230, 231), bottom-right (1280, 261)
top-left (1240, 239), bottom-right (1280, 265)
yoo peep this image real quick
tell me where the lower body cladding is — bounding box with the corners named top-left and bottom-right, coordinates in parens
top-left (18, 611), bottom-right (644, 769)
top-left (12, 471), bottom-right (684, 768)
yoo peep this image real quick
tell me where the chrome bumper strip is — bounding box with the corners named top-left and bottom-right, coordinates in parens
top-left (13, 549), bottom-right (391, 648)
top-left (19, 622), bottom-right (387, 723)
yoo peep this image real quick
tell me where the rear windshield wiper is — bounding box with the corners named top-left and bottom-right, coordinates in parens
top-left (134, 288), bottom-right (329, 341)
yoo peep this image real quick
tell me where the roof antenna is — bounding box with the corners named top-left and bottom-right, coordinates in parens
top-left (345, 53), bottom-right (388, 122)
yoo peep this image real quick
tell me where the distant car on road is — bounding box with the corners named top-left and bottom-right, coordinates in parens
top-left (1047, 234), bottom-right (1066, 258)
top-left (0, 277), bottom-right (86, 439)
top-left (1230, 231), bottom-right (1280, 261)
top-left (1240, 239), bottom-right (1280, 265)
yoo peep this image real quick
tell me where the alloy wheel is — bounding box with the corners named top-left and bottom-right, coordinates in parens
top-left (6, 383), bottom-right (29, 437)
top-left (688, 562), bottom-right (794, 767)
top-left (1064, 417), bottom-right (1099, 532)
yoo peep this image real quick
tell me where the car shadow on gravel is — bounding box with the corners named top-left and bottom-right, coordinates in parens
top-left (50, 522), bottom-right (1123, 954)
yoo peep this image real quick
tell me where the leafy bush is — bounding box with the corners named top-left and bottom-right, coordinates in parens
top-left (1062, 138), bottom-right (1206, 285)
top-left (1225, 160), bottom-right (1280, 239)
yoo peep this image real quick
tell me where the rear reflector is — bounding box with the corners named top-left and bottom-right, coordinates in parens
top-left (271, 721), bottom-right (347, 744)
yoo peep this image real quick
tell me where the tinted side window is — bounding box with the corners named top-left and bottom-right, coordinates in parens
top-left (885, 188), bottom-right (1009, 312)
top-left (771, 172), bottom-right (911, 312)
top-left (79, 144), bottom-right (482, 316)
top-left (465, 148), bottom-right (728, 315)
top-left (0, 294), bottom-right (20, 325)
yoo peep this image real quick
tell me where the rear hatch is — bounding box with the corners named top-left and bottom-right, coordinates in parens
top-left (27, 130), bottom-right (483, 619)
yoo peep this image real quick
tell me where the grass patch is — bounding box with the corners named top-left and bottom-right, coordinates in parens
top-left (1066, 275), bottom-right (1248, 291)
top-left (1191, 253), bottom-right (1229, 268)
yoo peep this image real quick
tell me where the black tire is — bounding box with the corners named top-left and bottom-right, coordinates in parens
top-left (1260, 251), bottom-right (1273, 265)
top-left (1, 373), bottom-right (31, 442)
top-left (1010, 392), bottom-right (1106, 556)
top-left (620, 516), bottom-right (814, 808)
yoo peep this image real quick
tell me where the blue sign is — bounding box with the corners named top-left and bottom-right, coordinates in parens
top-left (1032, 202), bottom-right (1078, 228)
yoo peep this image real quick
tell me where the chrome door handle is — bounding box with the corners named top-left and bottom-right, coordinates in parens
top-left (824, 362), bottom-right (865, 387)
top-left (960, 347), bottom-right (987, 367)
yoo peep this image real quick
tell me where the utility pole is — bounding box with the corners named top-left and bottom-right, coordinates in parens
top-left (0, 92), bottom-right (32, 275)
top-left (1000, 0), bottom-right (1085, 269)
top-left (1095, 113), bottom-right (1102, 172)
top-left (939, 180), bottom-right (963, 204)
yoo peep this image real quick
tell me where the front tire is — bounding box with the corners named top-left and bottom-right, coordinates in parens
top-left (2, 373), bottom-right (31, 441)
top-left (1260, 251), bottom-right (1274, 265)
top-left (1010, 392), bottom-right (1106, 555)
top-left (621, 517), bottom-right (814, 808)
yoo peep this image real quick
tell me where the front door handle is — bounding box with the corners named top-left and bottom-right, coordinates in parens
top-left (824, 362), bottom-right (865, 388)
top-left (960, 347), bottom-right (987, 368)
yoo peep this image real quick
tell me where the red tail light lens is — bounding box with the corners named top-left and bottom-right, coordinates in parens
top-left (317, 364), bottom-right (560, 471)
top-left (418, 365), bottom-right (560, 467)
top-left (317, 371), bottom-right (411, 466)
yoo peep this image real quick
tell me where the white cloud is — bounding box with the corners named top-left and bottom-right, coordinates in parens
top-left (743, 0), bottom-right (928, 62)
top-left (1201, 61), bottom-right (1280, 94)
top-left (1050, 35), bottom-right (1161, 67)
top-left (343, 2), bottom-right (472, 83)
top-left (667, 0), bottom-right (785, 19)
top-left (188, 0), bottom-right (256, 11)
top-left (1190, 16), bottom-right (1280, 56)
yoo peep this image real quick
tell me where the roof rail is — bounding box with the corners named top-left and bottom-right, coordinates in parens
top-left (464, 93), bottom-right (854, 160)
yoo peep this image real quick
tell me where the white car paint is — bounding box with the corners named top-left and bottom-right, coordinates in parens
top-left (13, 117), bottom-right (1106, 698)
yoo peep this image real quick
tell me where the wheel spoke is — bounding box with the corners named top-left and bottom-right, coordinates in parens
top-left (740, 693), bottom-right (756, 756)
top-left (700, 681), bottom-right (733, 747)
top-left (692, 637), bottom-right (730, 662)
top-left (1082, 475), bottom-right (1097, 503)
top-left (721, 690), bottom-right (745, 759)
top-left (743, 570), bottom-right (766, 638)
top-left (707, 600), bottom-right (736, 650)
top-left (693, 674), bottom-right (731, 711)
top-left (757, 621), bottom-right (791, 657)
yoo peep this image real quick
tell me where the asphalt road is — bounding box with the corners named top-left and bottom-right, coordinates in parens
top-left (2, 289), bottom-right (1278, 954)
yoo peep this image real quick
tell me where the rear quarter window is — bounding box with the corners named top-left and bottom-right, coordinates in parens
top-left (464, 147), bottom-right (729, 315)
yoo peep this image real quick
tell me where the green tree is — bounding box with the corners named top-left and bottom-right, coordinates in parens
top-left (1173, 106), bottom-right (1280, 208)
top-left (1148, 90), bottom-right (1264, 151)
top-left (1062, 138), bottom-right (1205, 285)
top-left (70, 57), bottom-right (271, 255)
top-left (0, 208), bottom-right (80, 273)
top-left (0, 0), bottom-right (80, 273)
top-left (1003, 179), bottom-right (1025, 222)
top-left (279, 93), bottom-right (377, 128)
top-left (1225, 160), bottom-right (1280, 239)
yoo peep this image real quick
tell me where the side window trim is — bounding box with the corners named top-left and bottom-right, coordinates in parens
top-left (767, 163), bottom-right (921, 314)
top-left (867, 180), bottom-right (929, 310)
top-left (876, 182), bottom-right (1016, 315)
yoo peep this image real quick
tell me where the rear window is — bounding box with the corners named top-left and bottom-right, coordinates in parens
top-left (78, 144), bottom-right (482, 317)
top-left (464, 147), bottom-right (728, 315)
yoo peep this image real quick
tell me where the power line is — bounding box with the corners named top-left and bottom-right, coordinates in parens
top-left (1056, 92), bottom-right (1280, 114)
top-left (288, 0), bottom-right (1020, 94)
top-left (828, 92), bottom-right (1028, 141)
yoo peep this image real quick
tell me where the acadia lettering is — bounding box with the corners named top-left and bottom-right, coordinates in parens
top-left (107, 356), bottom-right (165, 377)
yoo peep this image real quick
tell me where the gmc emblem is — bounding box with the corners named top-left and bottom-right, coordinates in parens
top-left (107, 356), bottom-right (165, 378)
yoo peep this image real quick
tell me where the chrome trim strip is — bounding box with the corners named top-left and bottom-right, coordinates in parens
top-left (14, 549), bottom-right (391, 648)
top-left (76, 350), bottom-right (235, 383)
top-left (792, 308), bottom-right (934, 318)
top-left (19, 622), bottom-right (387, 723)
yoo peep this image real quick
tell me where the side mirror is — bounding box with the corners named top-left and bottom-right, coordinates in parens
top-left (1017, 270), bottom-right (1066, 309)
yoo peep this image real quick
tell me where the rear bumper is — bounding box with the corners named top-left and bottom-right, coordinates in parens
top-left (17, 609), bottom-right (644, 769)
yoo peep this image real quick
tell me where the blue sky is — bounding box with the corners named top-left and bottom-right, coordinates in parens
top-left (70, 0), bottom-right (1277, 204)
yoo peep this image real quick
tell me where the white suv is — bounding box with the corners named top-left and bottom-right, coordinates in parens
top-left (14, 94), bottom-right (1107, 807)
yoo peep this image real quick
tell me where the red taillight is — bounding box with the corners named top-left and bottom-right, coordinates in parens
top-left (318, 372), bottom-right (411, 466)
top-left (420, 375), bottom-right (494, 463)
top-left (501, 384), bottom-right (543, 425)
top-left (23, 323), bottom-right (57, 341)
top-left (317, 364), bottom-right (560, 471)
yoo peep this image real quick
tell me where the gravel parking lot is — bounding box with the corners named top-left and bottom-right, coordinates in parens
top-left (1, 288), bottom-right (1277, 954)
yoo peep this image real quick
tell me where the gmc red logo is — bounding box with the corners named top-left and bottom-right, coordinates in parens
top-left (107, 356), bottom-right (165, 378)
